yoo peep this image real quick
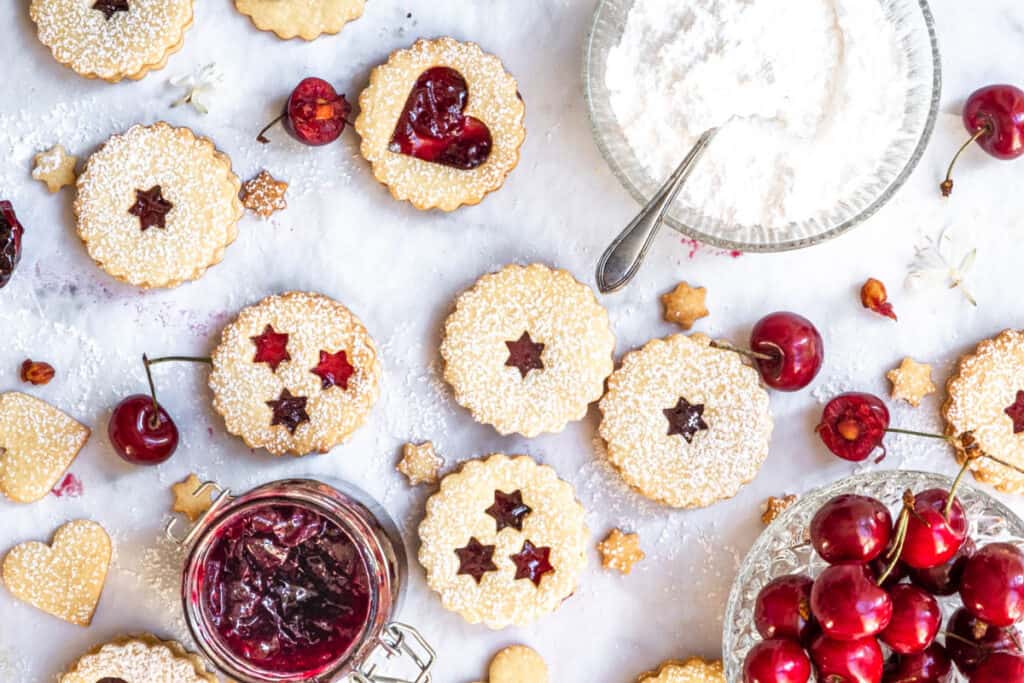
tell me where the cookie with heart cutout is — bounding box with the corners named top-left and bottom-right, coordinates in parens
top-left (638, 658), bottom-right (725, 683)
top-left (234, 0), bottom-right (364, 40)
top-left (944, 329), bottom-right (1024, 493)
top-left (75, 122), bottom-right (243, 289)
top-left (61, 634), bottom-right (216, 682)
top-left (30, 0), bottom-right (193, 82)
top-left (356, 37), bottom-right (526, 211)
top-left (209, 291), bottom-right (381, 456)
top-left (598, 333), bottom-right (773, 509)
top-left (418, 453), bottom-right (589, 629)
top-left (2, 519), bottom-right (111, 626)
top-left (440, 263), bottom-right (615, 437)
top-left (0, 391), bottom-right (91, 504)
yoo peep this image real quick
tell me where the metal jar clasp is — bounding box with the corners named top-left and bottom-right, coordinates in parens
top-left (349, 622), bottom-right (435, 683)
top-left (165, 480), bottom-right (234, 547)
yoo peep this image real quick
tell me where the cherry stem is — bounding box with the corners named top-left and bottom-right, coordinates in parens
top-left (709, 340), bottom-right (775, 363)
top-left (941, 125), bottom-right (990, 197)
top-left (945, 457), bottom-right (972, 519)
top-left (141, 355), bottom-right (213, 429)
top-left (256, 114), bottom-right (284, 144)
top-left (877, 489), bottom-right (914, 586)
top-left (885, 427), bottom-right (949, 441)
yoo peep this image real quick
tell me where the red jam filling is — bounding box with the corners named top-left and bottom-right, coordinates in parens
top-left (201, 504), bottom-right (372, 675)
top-left (389, 66), bottom-right (493, 170)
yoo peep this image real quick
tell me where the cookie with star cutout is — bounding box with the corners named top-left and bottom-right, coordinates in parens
top-left (60, 634), bottom-right (216, 683)
top-left (598, 334), bottom-right (773, 509)
top-left (944, 329), bottom-right (1024, 494)
top-left (209, 291), bottom-right (381, 456)
top-left (418, 454), bottom-right (589, 629)
top-left (30, 0), bottom-right (194, 82)
top-left (441, 263), bottom-right (615, 437)
top-left (356, 37), bottom-right (526, 211)
top-left (75, 122), bottom-right (242, 288)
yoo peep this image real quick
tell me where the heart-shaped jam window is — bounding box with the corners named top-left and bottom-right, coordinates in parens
top-left (389, 67), bottom-right (493, 170)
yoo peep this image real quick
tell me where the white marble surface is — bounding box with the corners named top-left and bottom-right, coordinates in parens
top-left (1, 0), bottom-right (1023, 681)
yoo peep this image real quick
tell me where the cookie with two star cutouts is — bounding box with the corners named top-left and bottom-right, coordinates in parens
top-left (30, 0), bottom-right (193, 82)
top-left (356, 37), bottom-right (526, 211)
top-left (234, 0), bottom-right (364, 40)
top-left (944, 329), bottom-right (1024, 493)
top-left (440, 263), bottom-right (615, 437)
top-left (74, 122), bottom-right (242, 288)
top-left (598, 334), bottom-right (773, 509)
top-left (209, 291), bottom-right (381, 456)
top-left (418, 454), bottom-right (588, 629)
top-left (60, 634), bottom-right (216, 682)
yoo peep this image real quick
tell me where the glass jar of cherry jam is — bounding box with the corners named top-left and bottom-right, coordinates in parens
top-left (171, 478), bottom-right (434, 683)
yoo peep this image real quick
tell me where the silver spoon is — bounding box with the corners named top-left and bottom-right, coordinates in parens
top-left (595, 128), bottom-right (719, 294)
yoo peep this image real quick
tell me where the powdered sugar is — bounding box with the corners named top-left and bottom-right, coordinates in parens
top-left (606, 0), bottom-right (910, 229)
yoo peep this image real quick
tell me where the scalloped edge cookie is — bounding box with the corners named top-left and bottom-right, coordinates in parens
top-left (60, 634), bottom-right (216, 682)
top-left (638, 658), bottom-right (724, 683)
top-left (234, 0), bottom-right (365, 40)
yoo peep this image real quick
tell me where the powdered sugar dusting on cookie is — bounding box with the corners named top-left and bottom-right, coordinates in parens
top-left (61, 636), bottom-right (215, 682)
top-left (639, 657), bottom-right (725, 683)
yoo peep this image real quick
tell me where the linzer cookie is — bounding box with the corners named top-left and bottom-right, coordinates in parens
top-left (441, 263), bottom-right (615, 437)
top-left (209, 291), bottom-right (381, 456)
top-left (418, 454), bottom-right (588, 629)
top-left (0, 391), bottom-right (90, 504)
top-left (944, 329), bottom-right (1024, 493)
top-left (2, 519), bottom-right (111, 626)
top-left (61, 635), bottom-right (216, 682)
top-left (234, 0), bottom-right (365, 40)
top-left (638, 658), bottom-right (725, 683)
top-left (356, 38), bottom-right (526, 211)
top-left (30, 0), bottom-right (193, 82)
top-left (75, 122), bottom-right (242, 288)
top-left (599, 334), bottom-right (772, 508)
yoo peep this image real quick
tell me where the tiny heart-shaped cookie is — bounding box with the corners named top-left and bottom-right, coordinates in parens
top-left (0, 391), bottom-right (91, 503)
top-left (473, 645), bottom-right (548, 683)
top-left (389, 66), bottom-right (493, 170)
top-left (2, 519), bottom-right (112, 626)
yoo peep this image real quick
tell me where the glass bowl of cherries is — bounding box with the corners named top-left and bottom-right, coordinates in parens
top-left (723, 470), bottom-right (1024, 682)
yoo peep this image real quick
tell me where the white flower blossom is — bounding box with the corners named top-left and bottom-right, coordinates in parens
top-left (907, 226), bottom-right (977, 306)
top-left (170, 63), bottom-right (223, 115)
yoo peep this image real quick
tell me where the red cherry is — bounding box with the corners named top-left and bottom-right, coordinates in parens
top-left (941, 84), bottom-right (1024, 196)
top-left (810, 494), bottom-right (893, 564)
top-left (742, 639), bottom-right (812, 683)
top-left (900, 489), bottom-right (967, 570)
top-left (879, 584), bottom-right (941, 655)
top-left (108, 394), bottom-right (178, 465)
top-left (810, 633), bottom-right (884, 683)
top-left (258, 77), bottom-right (352, 146)
top-left (749, 312), bottom-right (824, 392)
top-left (945, 607), bottom-right (1023, 675)
top-left (882, 643), bottom-right (952, 683)
top-left (754, 575), bottom-right (816, 643)
top-left (960, 543), bottom-right (1024, 628)
top-left (0, 201), bottom-right (24, 289)
top-left (909, 537), bottom-right (975, 596)
top-left (817, 393), bottom-right (890, 462)
top-left (811, 564), bottom-right (893, 641)
top-left (969, 652), bottom-right (1024, 683)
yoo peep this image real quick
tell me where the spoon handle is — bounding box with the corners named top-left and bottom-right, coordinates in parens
top-left (595, 128), bottom-right (718, 294)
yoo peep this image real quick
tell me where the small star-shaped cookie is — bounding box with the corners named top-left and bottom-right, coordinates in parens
top-left (762, 494), bottom-right (797, 525)
top-left (397, 441), bottom-right (444, 486)
top-left (241, 170), bottom-right (288, 218)
top-left (32, 145), bottom-right (78, 193)
top-left (171, 473), bottom-right (215, 522)
top-left (597, 528), bottom-right (645, 575)
top-left (662, 281), bottom-right (709, 330)
top-left (887, 357), bottom-right (936, 407)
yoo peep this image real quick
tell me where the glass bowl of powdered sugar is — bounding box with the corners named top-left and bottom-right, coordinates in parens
top-left (585, 0), bottom-right (941, 252)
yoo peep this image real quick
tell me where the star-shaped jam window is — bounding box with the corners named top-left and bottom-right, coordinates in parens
top-left (663, 397), bottom-right (709, 443)
top-left (250, 325), bottom-right (290, 372)
top-left (92, 0), bottom-right (129, 19)
top-left (1006, 390), bottom-right (1024, 434)
top-left (505, 332), bottom-right (545, 379)
top-left (485, 489), bottom-right (532, 533)
top-left (266, 389), bottom-right (309, 433)
top-left (128, 185), bottom-right (173, 231)
top-left (311, 349), bottom-right (354, 390)
top-left (454, 537), bottom-right (497, 584)
top-left (509, 540), bottom-right (554, 586)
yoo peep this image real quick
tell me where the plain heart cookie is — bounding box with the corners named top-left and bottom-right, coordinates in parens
top-left (2, 519), bottom-right (111, 626)
top-left (0, 391), bottom-right (91, 503)
top-left (61, 634), bottom-right (216, 682)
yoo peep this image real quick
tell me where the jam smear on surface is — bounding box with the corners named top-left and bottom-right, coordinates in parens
top-left (201, 504), bottom-right (372, 675)
top-left (389, 66), bottom-right (492, 170)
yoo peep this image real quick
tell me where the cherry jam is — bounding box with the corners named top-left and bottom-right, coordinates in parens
top-left (200, 504), bottom-right (372, 676)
